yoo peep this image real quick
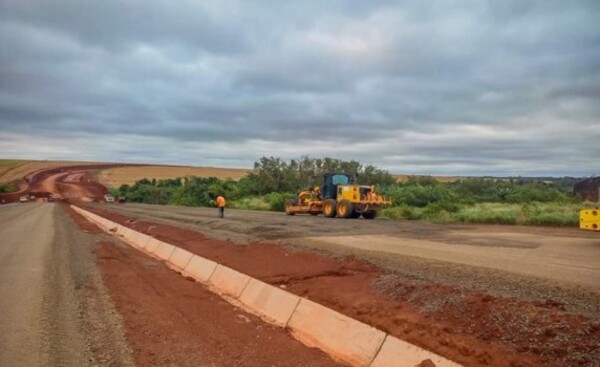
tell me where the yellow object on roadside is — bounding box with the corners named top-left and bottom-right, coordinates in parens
top-left (580, 208), bottom-right (599, 231)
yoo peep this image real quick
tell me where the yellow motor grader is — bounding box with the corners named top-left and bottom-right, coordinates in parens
top-left (284, 172), bottom-right (391, 219)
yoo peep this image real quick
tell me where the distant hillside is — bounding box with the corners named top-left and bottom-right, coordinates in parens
top-left (96, 165), bottom-right (251, 188)
top-left (0, 160), bottom-right (108, 185)
top-left (393, 174), bottom-right (462, 183)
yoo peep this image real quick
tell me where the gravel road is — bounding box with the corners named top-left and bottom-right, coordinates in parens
top-left (0, 203), bottom-right (133, 366)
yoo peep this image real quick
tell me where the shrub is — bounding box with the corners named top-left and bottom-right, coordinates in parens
top-left (380, 205), bottom-right (423, 220)
top-left (229, 197), bottom-right (270, 211)
top-left (0, 184), bottom-right (18, 194)
top-left (454, 203), bottom-right (519, 225)
top-left (264, 192), bottom-right (296, 211)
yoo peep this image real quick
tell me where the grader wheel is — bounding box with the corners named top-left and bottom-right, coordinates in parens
top-left (362, 211), bottom-right (377, 219)
top-left (323, 199), bottom-right (337, 218)
top-left (337, 200), bottom-right (354, 219)
top-left (285, 200), bottom-right (295, 215)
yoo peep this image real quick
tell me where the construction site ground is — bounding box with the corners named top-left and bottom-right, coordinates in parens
top-left (87, 203), bottom-right (600, 367)
top-left (1, 166), bottom-right (599, 367)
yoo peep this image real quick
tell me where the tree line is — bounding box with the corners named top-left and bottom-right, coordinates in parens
top-left (110, 156), bottom-right (583, 224)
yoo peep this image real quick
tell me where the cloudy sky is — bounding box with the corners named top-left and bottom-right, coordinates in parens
top-left (0, 0), bottom-right (599, 176)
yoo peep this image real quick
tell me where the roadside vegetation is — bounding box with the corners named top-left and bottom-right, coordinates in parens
top-left (109, 156), bottom-right (586, 227)
top-left (0, 184), bottom-right (18, 194)
top-left (0, 159), bottom-right (30, 192)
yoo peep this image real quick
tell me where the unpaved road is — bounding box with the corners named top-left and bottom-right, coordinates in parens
top-left (0, 203), bottom-right (132, 366)
top-left (96, 203), bottom-right (600, 291)
top-left (0, 202), bottom-right (343, 367)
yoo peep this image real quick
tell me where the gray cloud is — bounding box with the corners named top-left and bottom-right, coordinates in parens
top-left (0, 0), bottom-right (599, 176)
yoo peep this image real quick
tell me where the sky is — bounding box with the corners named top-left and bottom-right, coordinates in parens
top-left (0, 0), bottom-right (599, 176)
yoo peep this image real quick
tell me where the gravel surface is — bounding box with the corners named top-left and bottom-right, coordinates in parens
top-left (0, 203), bottom-right (133, 366)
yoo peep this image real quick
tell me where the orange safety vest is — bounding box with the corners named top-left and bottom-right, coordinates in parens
top-left (216, 196), bottom-right (226, 207)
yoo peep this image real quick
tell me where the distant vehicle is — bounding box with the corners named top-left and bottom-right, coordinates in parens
top-left (118, 196), bottom-right (126, 204)
top-left (19, 196), bottom-right (28, 203)
top-left (104, 194), bottom-right (115, 203)
top-left (30, 195), bottom-right (36, 200)
top-left (284, 172), bottom-right (392, 219)
top-left (47, 196), bottom-right (55, 202)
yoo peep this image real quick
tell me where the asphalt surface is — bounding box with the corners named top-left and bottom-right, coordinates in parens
top-left (0, 203), bottom-right (133, 366)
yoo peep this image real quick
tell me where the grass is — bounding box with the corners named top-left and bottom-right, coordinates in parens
top-left (0, 184), bottom-right (19, 194)
top-left (380, 202), bottom-right (583, 227)
top-left (0, 159), bottom-right (30, 178)
top-left (228, 196), bottom-right (271, 211)
top-left (0, 159), bottom-right (30, 167)
top-left (230, 198), bottom-right (583, 227)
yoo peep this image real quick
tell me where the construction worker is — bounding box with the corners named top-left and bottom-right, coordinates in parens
top-left (216, 194), bottom-right (226, 218)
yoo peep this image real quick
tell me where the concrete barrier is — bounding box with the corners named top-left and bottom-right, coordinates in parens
top-left (154, 242), bottom-right (176, 261)
top-left (144, 238), bottom-right (163, 253)
top-left (183, 255), bottom-right (218, 282)
top-left (99, 218), bottom-right (112, 230)
top-left (208, 265), bottom-right (251, 298)
top-left (123, 227), bottom-right (137, 241)
top-left (169, 247), bottom-right (194, 270)
top-left (115, 225), bottom-right (128, 237)
top-left (239, 278), bottom-right (300, 327)
top-left (287, 298), bottom-right (386, 367)
top-left (370, 335), bottom-right (461, 367)
top-left (130, 232), bottom-right (152, 249)
top-left (93, 216), bottom-right (106, 228)
top-left (120, 226), bottom-right (131, 237)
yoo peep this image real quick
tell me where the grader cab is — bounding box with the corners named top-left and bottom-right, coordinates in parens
top-left (285, 172), bottom-right (391, 219)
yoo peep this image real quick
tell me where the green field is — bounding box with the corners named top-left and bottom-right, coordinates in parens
top-left (0, 159), bottom-right (30, 169)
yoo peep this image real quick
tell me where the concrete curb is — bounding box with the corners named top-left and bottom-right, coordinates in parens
top-left (208, 265), bottom-right (251, 298)
top-left (72, 205), bottom-right (462, 367)
top-left (239, 278), bottom-right (301, 327)
top-left (288, 298), bottom-right (387, 367)
top-left (169, 247), bottom-right (194, 270)
top-left (183, 255), bottom-right (218, 282)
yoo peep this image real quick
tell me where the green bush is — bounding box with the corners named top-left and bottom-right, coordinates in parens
top-left (454, 203), bottom-right (519, 225)
top-left (264, 192), bottom-right (295, 211)
top-left (380, 205), bottom-right (423, 220)
top-left (0, 184), bottom-right (18, 194)
top-left (526, 212), bottom-right (579, 227)
top-left (521, 202), bottom-right (580, 226)
top-left (229, 197), bottom-right (270, 211)
top-left (385, 185), bottom-right (457, 207)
